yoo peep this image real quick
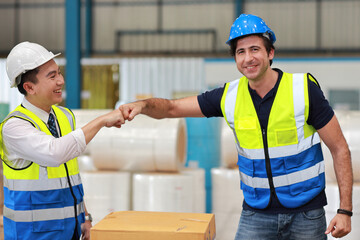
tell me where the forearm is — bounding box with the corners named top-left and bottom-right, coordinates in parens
top-left (333, 147), bottom-right (353, 210)
top-left (141, 96), bottom-right (204, 119)
top-left (141, 98), bottom-right (176, 119)
top-left (318, 115), bottom-right (353, 211)
top-left (81, 115), bottom-right (107, 144)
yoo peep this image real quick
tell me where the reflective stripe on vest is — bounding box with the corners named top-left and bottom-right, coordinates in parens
top-left (3, 202), bottom-right (84, 222)
top-left (4, 170), bottom-right (82, 191)
top-left (221, 73), bottom-right (325, 209)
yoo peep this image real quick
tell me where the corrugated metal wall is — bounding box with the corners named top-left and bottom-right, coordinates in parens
top-left (120, 57), bottom-right (206, 103)
top-left (1, 0), bottom-right (360, 55)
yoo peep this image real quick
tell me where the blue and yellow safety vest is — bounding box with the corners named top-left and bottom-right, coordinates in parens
top-left (0, 105), bottom-right (85, 240)
top-left (221, 73), bottom-right (325, 209)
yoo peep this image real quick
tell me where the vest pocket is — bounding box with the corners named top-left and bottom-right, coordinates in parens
top-left (235, 117), bottom-right (262, 149)
top-left (274, 127), bottom-right (298, 146)
top-left (288, 175), bottom-right (321, 196)
top-left (238, 157), bottom-right (258, 199)
top-left (30, 190), bottom-right (65, 232)
top-left (283, 156), bottom-right (322, 196)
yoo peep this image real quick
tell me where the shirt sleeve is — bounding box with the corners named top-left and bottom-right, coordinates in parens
top-left (307, 77), bottom-right (334, 130)
top-left (2, 117), bottom-right (87, 168)
top-left (197, 86), bottom-right (225, 118)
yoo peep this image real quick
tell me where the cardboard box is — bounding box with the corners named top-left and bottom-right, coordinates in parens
top-left (90, 211), bottom-right (216, 240)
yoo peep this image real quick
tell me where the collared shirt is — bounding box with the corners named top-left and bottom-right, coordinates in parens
top-left (2, 98), bottom-right (86, 168)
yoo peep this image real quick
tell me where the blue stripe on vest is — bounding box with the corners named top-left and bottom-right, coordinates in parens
top-left (3, 183), bottom-right (84, 211)
top-left (3, 214), bottom-right (84, 240)
top-left (237, 143), bottom-right (323, 179)
top-left (237, 143), bottom-right (325, 209)
top-left (275, 173), bottom-right (325, 208)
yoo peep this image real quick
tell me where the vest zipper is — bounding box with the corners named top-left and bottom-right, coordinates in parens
top-left (261, 128), bottom-right (276, 196)
top-left (64, 163), bottom-right (78, 232)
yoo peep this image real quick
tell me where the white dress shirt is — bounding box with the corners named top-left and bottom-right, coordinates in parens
top-left (2, 98), bottom-right (86, 168)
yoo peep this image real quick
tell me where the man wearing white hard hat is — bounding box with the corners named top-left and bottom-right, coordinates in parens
top-left (0, 42), bottom-right (124, 240)
top-left (118, 14), bottom-right (353, 239)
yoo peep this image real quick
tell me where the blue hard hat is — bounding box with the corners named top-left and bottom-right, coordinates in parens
top-left (226, 14), bottom-right (276, 45)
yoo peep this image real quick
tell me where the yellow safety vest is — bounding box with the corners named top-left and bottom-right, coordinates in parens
top-left (221, 73), bottom-right (325, 209)
top-left (0, 105), bottom-right (85, 240)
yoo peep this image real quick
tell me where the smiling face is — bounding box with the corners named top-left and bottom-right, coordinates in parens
top-left (23, 59), bottom-right (64, 112)
top-left (234, 35), bottom-right (274, 82)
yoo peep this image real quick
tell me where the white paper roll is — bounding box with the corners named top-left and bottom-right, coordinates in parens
top-left (73, 110), bottom-right (187, 172)
top-left (213, 212), bottom-right (240, 240)
top-left (180, 167), bottom-right (206, 213)
top-left (211, 167), bottom-right (244, 213)
top-left (220, 119), bottom-right (238, 168)
top-left (77, 155), bottom-right (96, 172)
top-left (132, 172), bottom-right (194, 213)
top-left (81, 171), bottom-right (131, 225)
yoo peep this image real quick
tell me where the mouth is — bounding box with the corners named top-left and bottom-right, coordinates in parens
top-left (54, 89), bottom-right (62, 94)
top-left (245, 65), bottom-right (257, 70)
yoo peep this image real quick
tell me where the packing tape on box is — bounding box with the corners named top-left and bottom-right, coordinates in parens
top-left (73, 110), bottom-right (187, 172)
top-left (81, 171), bottom-right (131, 224)
top-left (211, 167), bottom-right (244, 213)
top-left (132, 172), bottom-right (194, 212)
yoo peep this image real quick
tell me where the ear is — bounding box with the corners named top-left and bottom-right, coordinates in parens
top-left (269, 48), bottom-right (275, 60)
top-left (23, 82), bottom-right (36, 95)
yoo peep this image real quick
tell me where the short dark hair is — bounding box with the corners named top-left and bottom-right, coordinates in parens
top-left (17, 68), bottom-right (39, 95)
top-left (229, 34), bottom-right (275, 66)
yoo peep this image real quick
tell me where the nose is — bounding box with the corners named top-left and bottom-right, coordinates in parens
top-left (244, 51), bottom-right (254, 62)
top-left (56, 74), bottom-right (65, 85)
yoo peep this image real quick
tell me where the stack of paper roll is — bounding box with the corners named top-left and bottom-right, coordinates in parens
top-left (81, 171), bottom-right (131, 225)
top-left (132, 168), bottom-right (206, 213)
top-left (325, 183), bottom-right (360, 240)
top-left (211, 168), bottom-right (243, 240)
top-left (73, 109), bottom-right (187, 172)
top-left (217, 120), bottom-right (243, 239)
top-left (180, 167), bottom-right (206, 213)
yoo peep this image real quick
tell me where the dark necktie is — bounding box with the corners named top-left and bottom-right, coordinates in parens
top-left (48, 113), bottom-right (59, 138)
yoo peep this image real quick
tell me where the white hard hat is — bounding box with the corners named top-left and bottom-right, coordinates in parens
top-left (6, 41), bottom-right (61, 88)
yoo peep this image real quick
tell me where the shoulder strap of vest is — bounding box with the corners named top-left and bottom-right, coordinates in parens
top-left (307, 73), bottom-right (321, 88)
top-left (52, 105), bottom-right (76, 130)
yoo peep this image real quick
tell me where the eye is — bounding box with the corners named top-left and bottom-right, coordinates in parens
top-left (236, 49), bottom-right (244, 55)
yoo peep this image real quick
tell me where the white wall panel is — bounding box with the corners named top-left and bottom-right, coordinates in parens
top-left (120, 57), bottom-right (205, 103)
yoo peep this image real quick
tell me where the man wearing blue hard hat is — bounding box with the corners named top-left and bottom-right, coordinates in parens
top-left (118, 14), bottom-right (353, 239)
